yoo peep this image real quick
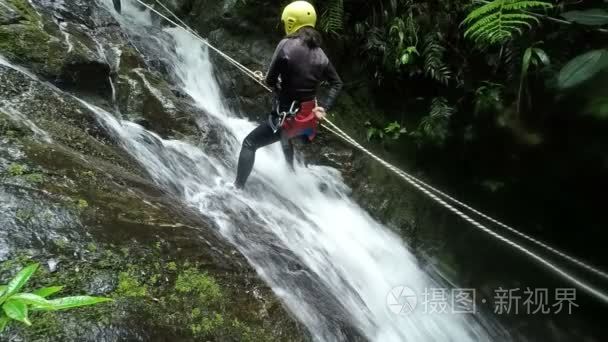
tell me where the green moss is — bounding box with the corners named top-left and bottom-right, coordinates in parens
top-left (0, 1), bottom-right (68, 77)
top-left (76, 199), bottom-right (89, 209)
top-left (174, 268), bottom-right (222, 304)
top-left (80, 170), bottom-right (96, 180)
top-left (166, 262), bottom-right (177, 271)
top-left (16, 311), bottom-right (62, 339)
top-left (231, 318), bottom-right (257, 342)
top-left (5, 163), bottom-right (45, 184)
top-left (190, 307), bottom-right (201, 318)
top-left (7, 163), bottom-right (26, 176)
top-left (191, 313), bottom-right (224, 336)
top-left (7, 0), bottom-right (41, 23)
top-left (52, 239), bottom-right (69, 250)
top-left (1, 231), bottom-right (296, 340)
top-left (86, 243), bottom-right (98, 252)
top-left (23, 172), bottom-right (44, 184)
top-left (115, 272), bottom-right (147, 298)
top-left (0, 254), bottom-right (32, 274)
top-left (15, 208), bottom-right (34, 222)
top-left (0, 24), bottom-right (51, 67)
top-left (148, 273), bottom-right (160, 284)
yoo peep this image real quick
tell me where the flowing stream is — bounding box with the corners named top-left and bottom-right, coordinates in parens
top-left (4, 0), bottom-right (505, 340)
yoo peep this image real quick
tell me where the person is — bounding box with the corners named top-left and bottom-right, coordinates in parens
top-left (234, 0), bottom-right (343, 189)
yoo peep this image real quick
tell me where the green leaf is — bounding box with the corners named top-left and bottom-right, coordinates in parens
top-left (34, 296), bottom-right (112, 311)
top-left (2, 300), bottom-right (30, 326)
top-left (384, 121), bottom-right (401, 133)
top-left (9, 293), bottom-right (52, 308)
top-left (405, 46), bottom-right (419, 55)
top-left (585, 95), bottom-right (608, 120)
top-left (32, 286), bottom-right (64, 298)
top-left (0, 313), bottom-right (9, 332)
top-left (557, 49), bottom-right (608, 89)
top-left (522, 47), bottom-right (533, 79)
top-left (532, 48), bottom-right (550, 66)
top-left (0, 286), bottom-right (6, 298)
top-left (0, 264), bottom-right (38, 303)
top-left (366, 127), bottom-right (376, 141)
top-left (562, 9), bottom-right (608, 26)
top-left (462, 0), bottom-right (552, 45)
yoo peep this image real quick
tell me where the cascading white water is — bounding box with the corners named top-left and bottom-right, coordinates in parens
top-left (98, 1), bottom-right (503, 341)
top-left (2, 0), bottom-right (505, 340)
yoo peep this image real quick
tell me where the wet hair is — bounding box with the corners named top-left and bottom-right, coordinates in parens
top-left (289, 26), bottom-right (322, 48)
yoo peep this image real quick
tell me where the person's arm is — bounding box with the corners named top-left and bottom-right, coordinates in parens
top-left (265, 39), bottom-right (289, 89)
top-left (319, 60), bottom-right (343, 111)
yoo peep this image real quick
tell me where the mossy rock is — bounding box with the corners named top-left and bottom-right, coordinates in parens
top-left (116, 68), bottom-right (200, 138)
top-left (0, 0), bottom-right (111, 93)
top-left (0, 243), bottom-right (305, 341)
top-left (0, 34), bottom-right (307, 340)
top-left (0, 23), bottom-right (63, 77)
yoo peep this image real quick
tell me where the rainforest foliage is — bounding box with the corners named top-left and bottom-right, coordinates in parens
top-left (311, 0), bottom-right (608, 251)
top-left (314, 0), bottom-right (607, 145)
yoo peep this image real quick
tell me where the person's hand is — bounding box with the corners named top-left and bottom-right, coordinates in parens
top-left (313, 106), bottom-right (327, 120)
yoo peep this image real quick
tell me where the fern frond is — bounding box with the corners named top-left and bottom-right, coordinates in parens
top-left (423, 33), bottom-right (451, 85)
top-left (461, 1), bottom-right (506, 25)
top-left (416, 97), bottom-right (454, 145)
top-left (462, 0), bottom-right (552, 46)
top-left (430, 97), bottom-right (454, 117)
top-left (502, 0), bottom-right (552, 11)
top-left (320, 0), bottom-right (344, 35)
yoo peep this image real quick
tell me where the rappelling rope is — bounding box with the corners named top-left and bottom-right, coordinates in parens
top-left (322, 119), bottom-right (608, 281)
top-left (129, 0), bottom-right (608, 302)
top-left (322, 123), bottom-right (608, 303)
top-left (134, 0), bottom-right (272, 91)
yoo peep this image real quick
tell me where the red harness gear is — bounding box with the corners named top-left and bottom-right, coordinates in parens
top-left (281, 100), bottom-right (318, 141)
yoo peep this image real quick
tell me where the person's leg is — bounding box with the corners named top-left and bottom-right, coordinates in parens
top-left (235, 123), bottom-right (280, 188)
top-left (280, 133), bottom-right (295, 172)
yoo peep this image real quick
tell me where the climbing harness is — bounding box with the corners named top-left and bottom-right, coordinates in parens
top-left (282, 99), bottom-right (318, 141)
top-left (270, 99), bottom-right (319, 141)
top-left (127, 0), bottom-right (608, 304)
top-left (270, 100), bottom-right (299, 133)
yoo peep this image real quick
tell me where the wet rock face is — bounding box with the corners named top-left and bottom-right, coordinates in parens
top-left (0, 63), bottom-right (306, 341)
top-left (116, 67), bottom-right (201, 138)
top-left (0, 0), bottom-right (112, 94)
top-left (0, 1), bottom-right (308, 340)
top-left (165, 0), bottom-right (280, 115)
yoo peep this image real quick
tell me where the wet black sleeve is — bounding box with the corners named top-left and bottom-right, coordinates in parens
top-left (265, 39), bottom-right (289, 89)
top-left (320, 60), bottom-right (343, 111)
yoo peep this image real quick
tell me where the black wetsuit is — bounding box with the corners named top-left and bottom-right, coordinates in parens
top-left (235, 36), bottom-right (343, 188)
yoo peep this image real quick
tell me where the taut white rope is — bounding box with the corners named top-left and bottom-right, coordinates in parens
top-left (134, 0), bottom-right (272, 91)
top-left (322, 119), bottom-right (608, 281)
top-left (322, 121), bottom-right (608, 303)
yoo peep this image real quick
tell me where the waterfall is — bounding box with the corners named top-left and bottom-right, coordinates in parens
top-left (1, 0), bottom-right (504, 340)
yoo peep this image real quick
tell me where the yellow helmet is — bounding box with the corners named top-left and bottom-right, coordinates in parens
top-left (281, 1), bottom-right (317, 35)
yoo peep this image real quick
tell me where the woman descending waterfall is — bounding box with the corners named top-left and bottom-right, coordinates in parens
top-left (234, 0), bottom-right (343, 189)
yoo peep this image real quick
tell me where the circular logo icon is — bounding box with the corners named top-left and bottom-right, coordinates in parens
top-left (386, 286), bottom-right (417, 315)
